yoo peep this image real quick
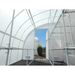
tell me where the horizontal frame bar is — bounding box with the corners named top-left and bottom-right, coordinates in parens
top-left (0, 30), bottom-right (24, 42)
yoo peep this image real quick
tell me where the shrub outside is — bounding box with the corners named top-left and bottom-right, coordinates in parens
top-left (37, 45), bottom-right (42, 56)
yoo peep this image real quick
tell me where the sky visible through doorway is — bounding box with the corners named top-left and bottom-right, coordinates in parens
top-left (35, 29), bottom-right (47, 47)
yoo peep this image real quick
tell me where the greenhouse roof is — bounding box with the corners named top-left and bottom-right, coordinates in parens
top-left (0, 9), bottom-right (62, 47)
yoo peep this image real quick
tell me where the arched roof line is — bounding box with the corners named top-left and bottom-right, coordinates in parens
top-left (14, 10), bottom-right (51, 38)
top-left (12, 22), bottom-right (48, 47)
top-left (32, 10), bottom-right (50, 17)
top-left (0, 9), bottom-right (25, 46)
top-left (13, 16), bottom-right (58, 39)
top-left (10, 16), bottom-right (59, 46)
top-left (1, 9), bottom-right (60, 47)
top-left (26, 9), bottom-right (36, 28)
top-left (0, 9), bottom-right (51, 46)
top-left (11, 18), bottom-right (51, 47)
top-left (48, 10), bottom-right (51, 23)
top-left (22, 23), bottom-right (49, 47)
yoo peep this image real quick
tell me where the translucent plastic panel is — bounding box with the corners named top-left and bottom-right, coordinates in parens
top-left (9, 50), bottom-right (18, 64)
top-left (23, 30), bottom-right (34, 60)
top-left (22, 50), bottom-right (34, 60)
top-left (71, 27), bottom-right (75, 33)
top-left (2, 35), bottom-right (9, 47)
top-left (33, 11), bottom-right (49, 22)
top-left (54, 17), bottom-right (59, 22)
top-left (51, 39), bottom-right (59, 48)
top-left (53, 50), bottom-right (63, 61)
top-left (68, 50), bottom-right (75, 55)
top-left (10, 38), bottom-right (19, 48)
top-left (48, 23), bottom-right (56, 36)
top-left (28, 50), bottom-right (34, 60)
top-left (51, 17), bottom-right (59, 23)
top-left (46, 30), bottom-right (48, 40)
top-left (65, 16), bottom-right (75, 46)
top-left (55, 39), bottom-right (62, 48)
top-left (66, 32), bottom-right (73, 46)
top-left (34, 50), bottom-right (37, 55)
top-left (17, 50), bottom-right (22, 61)
top-left (58, 17), bottom-right (63, 27)
top-left (0, 32), bottom-right (3, 45)
top-left (51, 10), bottom-right (56, 17)
top-left (69, 13), bottom-right (75, 26)
top-left (52, 33), bottom-right (62, 37)
top-left (63, 54), bottom-right (67, 63)
top-left (61, 36), bottom-right (65, 47)
top-left (22, 50), bottom-right (33, 60)
top-left (49, 50), bottom-right (53, 61)
top-left (19, 41), bottom-right (24, 48)
top-left (12, 10), bottom-right (30, 36)
top-left (34, 39), bottom-right (39, 55)
top-left (48, 39), bottom-right (52, 49)
top-left (10, 37), bottom-right (14, 47)
top-left (63, 49), bottom-right (66, 54)
top-left (0, 50), bottom-right (7, 65)
top-left (6, 24), bottom-right (11, 34)
top-left (72, 27), bottom-right (75, 45)
top-left (15, 9), bottom-right (25, 16)
top-left (10, 36), bottom-right (24, 48)
top-left (24, 30), bottom-right (34, 49)
top-left (13, 39), bottom-right (19, 47)
top-left (68, 55), bottom-right (75, 65)
top-left (16, 20), bottom-right (31, 39)
top-left (56, 10), bottom-right (62, 17)
top-left (53, 27), bottom-right (61, 33)
top-left (35, 19), bottom-right (48, 27)
top-left (36, 23), bottom-right (48, 29)
top-left (0, 9), bottom-right (13, 32)
top-left (22, 26), bottom-right (34, 40)
top-left (8, 50), bottom-right (12, 65)
top-left (30, 9), bottom-right (49, 16)
top-left (22, 50), bottom-right (27, 60)
top-left (46, 40), bottom-right (48, 59)
top-left (64, 14), bottom-right (70, 26)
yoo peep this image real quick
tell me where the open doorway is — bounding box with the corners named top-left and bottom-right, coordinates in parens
top-left (34, 29), bottom-right (47, 60)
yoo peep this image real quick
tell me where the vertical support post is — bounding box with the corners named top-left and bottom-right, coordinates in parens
top-left (48, 24), bottom-right (50, 60)
top-left (6, 9), bottom-right (15, 65)
top-left (62, 13), bottom-right (69, 65)
top-left (51, 35), bottom-right (54, 65)
top-left (33, 28), bottom-right (35, 60)
top-left (51, 25), bottom-right (54, 65)
top-left (8, 49), bottom-right (12, 65)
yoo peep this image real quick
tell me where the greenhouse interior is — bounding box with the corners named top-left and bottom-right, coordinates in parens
top-left (0, 9), bottom-right (75, 66)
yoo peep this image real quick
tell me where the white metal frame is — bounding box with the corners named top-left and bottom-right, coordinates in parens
top-left (1, 9), bottom-right (73, 66)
